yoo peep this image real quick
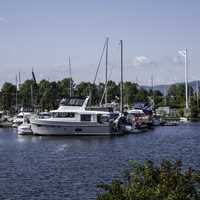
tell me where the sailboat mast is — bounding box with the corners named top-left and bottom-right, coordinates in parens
top-left (151, 74), bottom-right (154, 109)
top-left (31, 84), bottom-right (33, 107)
top-left (15, 74), bottom-right (18, 113)
top-left (18, 71), bottom-right (21, 88)
top-left (120, 40), bottom-right (124, 113)
top-left (185, 49), bottom-right (189, 111)
top-left (105, 37), bottom-right (109, 104)
top-left (69, 56), bottom-right (72, 97)
top-left (197, 80), bottom-right (199, 109)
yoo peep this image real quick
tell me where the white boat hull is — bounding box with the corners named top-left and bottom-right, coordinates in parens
top-left (18, 124), bottom-right (32, 135)
top-left (31, 120), bottom-right (114, 136)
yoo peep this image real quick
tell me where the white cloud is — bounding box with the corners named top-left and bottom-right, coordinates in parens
top-left (0, 17), bottom-right (5, 22)
top-left (133, 56), bottom-right (153, 67)
top-left (173, 56), bottom-right (183, 65)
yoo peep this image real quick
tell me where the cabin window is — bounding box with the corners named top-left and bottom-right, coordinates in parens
top-left (81, 114), bottom-right (91, 122)
top-left (52, 112), bottom-right (75, 118)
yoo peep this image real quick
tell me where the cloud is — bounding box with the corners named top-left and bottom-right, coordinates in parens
top-left (173, 56), bottom-right (183, 65)
top-left (0, 17), bottom-right (5, 22)
top-left (133, 56), bottom-right (154, 67)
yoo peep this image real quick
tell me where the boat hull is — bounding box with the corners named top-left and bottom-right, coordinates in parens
top-left (18, 124), bottom-right (32, 135)
top-left (31, 119), bottom-right (114, 136)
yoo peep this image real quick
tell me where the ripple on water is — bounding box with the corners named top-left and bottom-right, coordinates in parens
top-left (0, 123), bottom-right (200, 199)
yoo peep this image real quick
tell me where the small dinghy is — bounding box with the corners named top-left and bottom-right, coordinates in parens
top-left (17, 117), bottom-right (32, 135)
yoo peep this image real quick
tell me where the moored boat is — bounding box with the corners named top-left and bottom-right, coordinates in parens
top-left (162, 121), bottom-right (178, 126)
top-left (30, 96), bottom-right (119, 136)
top-left (13, 112), bottom-right (32, 128)
top-left (18, 123), bottom-right (32, 135)
top-left (0, 111), bottom-right (13, 128)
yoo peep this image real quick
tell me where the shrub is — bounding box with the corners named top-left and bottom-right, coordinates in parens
top-left (97, 160), bottom-right (200, 200)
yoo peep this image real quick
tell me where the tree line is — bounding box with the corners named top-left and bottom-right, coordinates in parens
top-left (0, 78), bottom-right (199, 117)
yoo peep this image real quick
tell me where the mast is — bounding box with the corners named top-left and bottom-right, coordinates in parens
top-left (185, 49), bottom-right (189, 111)
top-left (18, 71), bottom-right (21, 88)
top-left (90, 39), bottom-right (107, 105)
top-left (197, 80), bottom-right (199, 109)
top-left (15, 74), bottom-right (18, 113)
top-left (120, 40), bottom-right (124, 113)
top-left (105, 37), bottom-right (109, 104)
top-left (30, 84), bottom-right (33, 108)
top-left (69, 56), bottom-right (72, 97)
top-left (151, 74), bottom-right (154, 109)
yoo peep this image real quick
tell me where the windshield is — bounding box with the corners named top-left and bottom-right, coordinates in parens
top-left (60, 97), bottom-right (86, 106)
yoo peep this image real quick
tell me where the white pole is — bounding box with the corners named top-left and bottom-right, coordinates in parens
top-left (120, 40), bottom-right (124, 113)
top-left (105, 37), bottom-right (109, 105)
top-left (185, 49), bottom-right (189, 111)
top-left (15, 74), bottom-right (18, 112)
top-left (197, 80), bottom-right (199, 109)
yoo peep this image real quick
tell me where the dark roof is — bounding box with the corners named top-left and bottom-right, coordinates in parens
top-left (133, 102), bottom-right (153, 115)
top-left (134, 102), bottom-right (149, 109)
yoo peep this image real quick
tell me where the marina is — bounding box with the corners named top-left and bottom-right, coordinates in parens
top-left (1, 1), bottom-right (200, 199)
top-left (0, 122), bottom-right (200, 200)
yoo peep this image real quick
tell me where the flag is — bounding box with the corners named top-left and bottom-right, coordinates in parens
top-left (178, 50), bottom-right (186, 57)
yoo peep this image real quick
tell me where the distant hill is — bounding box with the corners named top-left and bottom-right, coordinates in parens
top-left (142, 80), bottom-right (200, 95)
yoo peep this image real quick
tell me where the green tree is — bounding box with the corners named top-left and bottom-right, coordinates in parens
top-left (153, 90), bottom-right (164, 108)
top-left (19, 79), bottom-right (38, 107)
top-left (135, 88), bottom-right (149, 102)
top-left (46, 81), bottom-right (59, 110)
top-left (190, 96), bottom-right (199, 118)
top-left (57, 78), bottom-right (74, 98)
top-left (97, 160), bottom-right (200, 200)
top-left (75, 82), bottom-right (99, 105)
top-left (38, 79), bottom-right (51, 110)
top-left (1, 82), bottom-right (16, 111)
top-left (124, 82), bottom-right (138, 105)
top-left (167, 84), bottom-right (193, 108)
top-left (107, 81), bottom-right (120, 103)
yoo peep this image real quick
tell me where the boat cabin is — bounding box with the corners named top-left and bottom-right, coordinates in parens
top-left (50, 96), bottom-right (111, 124)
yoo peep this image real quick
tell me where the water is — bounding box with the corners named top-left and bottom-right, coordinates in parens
top-left (0, 123), bottom-right (200, 200)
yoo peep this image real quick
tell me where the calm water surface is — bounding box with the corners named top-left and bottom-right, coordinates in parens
top-left (0, 123), bottom-right (200, 200)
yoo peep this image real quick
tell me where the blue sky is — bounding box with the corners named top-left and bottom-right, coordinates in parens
top-left (0, 0), bottom-right (200, 86)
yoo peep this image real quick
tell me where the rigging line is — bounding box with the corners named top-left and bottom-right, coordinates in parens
top-left (92, 39), bottom-right (107, 85)
top-left (99, 64), bottom-right (114, 106)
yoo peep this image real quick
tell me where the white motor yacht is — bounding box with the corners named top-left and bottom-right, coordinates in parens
top-left (30, 97), bottom-right (116, 136)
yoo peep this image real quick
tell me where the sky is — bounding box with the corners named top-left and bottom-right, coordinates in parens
top-left (0, 0), bottom-right (200, 87)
